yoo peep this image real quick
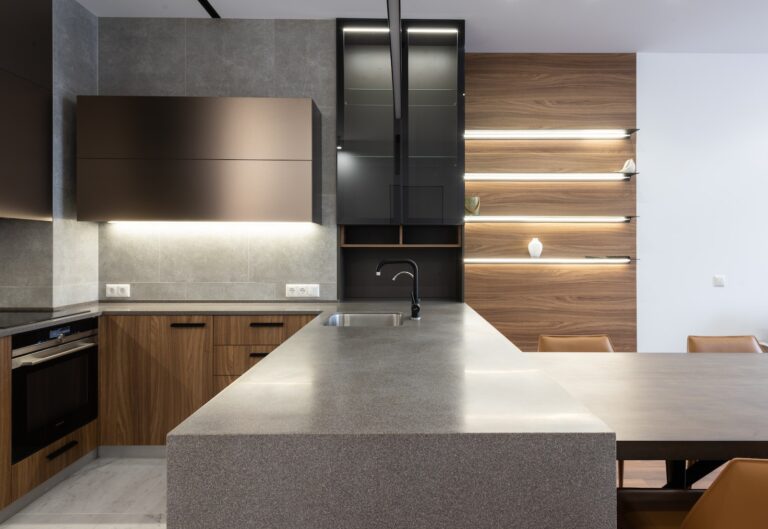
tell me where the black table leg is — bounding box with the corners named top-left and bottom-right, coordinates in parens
top-left (664, 460), bottom-right (688, 489)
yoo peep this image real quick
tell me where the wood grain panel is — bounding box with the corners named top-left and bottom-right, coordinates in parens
top-left (147, 316), bottom-right (213, 445)
top-left (214, 345), bottom-right (275, 376)
top-left (465, 265), bottom-right (637, 352)
top-left (213, 375), bottom-right (240, 395)
top-left (214, 315), bottom-right (285, 345)
top-left (284, 314), bottom-right (318, 339)
top-left (465, 53), bottom-right (636, 129)
top-left (466, 139), bottom-right (636, 173)
top-left (465, 180), bottom-right (636, 216)
top-left (465, 222), bottom-right (636, 258)
top-left (0, 337), bottom-right (10, 508)
top-left (99, 316), bottom-right (151, 445)
top-left (12, 420), bottom-right (98, 501)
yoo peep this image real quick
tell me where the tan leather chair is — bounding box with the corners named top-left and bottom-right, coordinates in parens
top-left (619, 459), bottom-right (768, 529)
top-left (686, 336), bottom-right (763, 353)
top-left (538, 334), bottom-right (615, 353)
top-left (681, 459), bottom-right (768, 529)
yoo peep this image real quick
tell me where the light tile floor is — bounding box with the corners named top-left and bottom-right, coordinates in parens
top-left (1, 458), bottom-right (166, 528)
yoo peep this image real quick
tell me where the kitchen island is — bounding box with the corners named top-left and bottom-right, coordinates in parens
top-left (167, 302), bottom-right (616, 529)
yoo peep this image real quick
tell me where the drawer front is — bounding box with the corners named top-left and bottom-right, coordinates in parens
top-left (214, 316), bottom-right (285, 345)
top-left (213, 375), bottom-right (240, 395)
top-left (214, 345), bottom-right (275, 376)
top-left (12, 420), bottom-right (98, 501)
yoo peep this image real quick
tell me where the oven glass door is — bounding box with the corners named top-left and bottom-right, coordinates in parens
top-left (12, 343), bottom-right (98, 463)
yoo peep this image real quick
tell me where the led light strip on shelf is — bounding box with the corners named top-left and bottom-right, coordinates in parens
top-left (464, 257), bottom-right (632, 265)
top-left (464, 215), bottom-right (631, 223)
top-left (343, 28), bottom-right (458, 34)
top-left (464, 129), bottom-right (635, 140)
top-left (464, 173), bottom-right (633, 182)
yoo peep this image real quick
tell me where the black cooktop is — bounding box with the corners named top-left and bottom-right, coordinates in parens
top-left (0, 310), bottom-right (91, 330)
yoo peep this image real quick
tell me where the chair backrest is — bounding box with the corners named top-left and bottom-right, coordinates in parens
top-left (537, 335), bottom-right (615, 353)
top-left (681, 459), bottom-right (768, 529)
top-left (686, 336), bottom-right (762, 353)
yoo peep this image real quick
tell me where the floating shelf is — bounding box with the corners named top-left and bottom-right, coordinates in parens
top-left (464, 215), bottom-right (632, 224)
top-left (464, 172), bottom-right (636, 182)
top-left (464, 129), bottom-right (638, 140)
top-left (464, 257), bottom-right (632, 265)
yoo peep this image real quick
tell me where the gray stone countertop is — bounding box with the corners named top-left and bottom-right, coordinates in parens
top-left (0, 301), bottom-right (335, 338)
top-left (168, 301), bottom-right (612, 436)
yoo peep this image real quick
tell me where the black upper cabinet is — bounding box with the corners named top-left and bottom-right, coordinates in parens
top-left (0, 0), bottom-right (52, 221)
top-left (337, 19), bottom-right (464, 225)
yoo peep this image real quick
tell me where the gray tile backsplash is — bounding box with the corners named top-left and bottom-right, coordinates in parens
top-left (97, 18), bottom-right (338, 301)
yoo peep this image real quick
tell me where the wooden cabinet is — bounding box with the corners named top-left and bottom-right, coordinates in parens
top-left (212, 314), bottom-right (317, 392)
top-left (11, 420), bottom-right (98, 501)
top-left (100, 313), bottom-right (316, 444)
top-left (0, 337), bottom-right (11, 508)
top-left (100, 315), bottom-right (213, 445)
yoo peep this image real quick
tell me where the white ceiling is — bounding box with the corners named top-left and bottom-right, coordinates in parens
top-left (76, 0), bottom-right (768, 53)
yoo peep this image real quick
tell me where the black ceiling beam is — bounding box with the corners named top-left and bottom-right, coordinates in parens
top-left (197, 0), bottom-right (221, 18)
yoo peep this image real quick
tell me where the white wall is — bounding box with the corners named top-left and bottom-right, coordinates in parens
top-left (637, 53), bottom-right (768, 351)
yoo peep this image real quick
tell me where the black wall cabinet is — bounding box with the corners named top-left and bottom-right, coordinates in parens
top-left (0, 0), bottom-right (52, 221)
top-left (336, 19), bottom-right (464, 225)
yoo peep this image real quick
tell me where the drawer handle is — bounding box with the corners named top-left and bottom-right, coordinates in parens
top-left (249, 322), bottom-right (283, 328)
top-left (170, 323), bottom-right (206, 328)
top-left (249, 351), bottom-right (271, 358)
top-left (46, 440), bottom-right (79, 461)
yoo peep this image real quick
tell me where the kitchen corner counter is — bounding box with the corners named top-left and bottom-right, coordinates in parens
top-left (166, 301), bottom-right (617, 529)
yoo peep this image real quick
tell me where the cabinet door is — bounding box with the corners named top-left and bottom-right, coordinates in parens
top-left (403, 21), bottom-right (464, 225)
top-left (0, 337), bottom-right (10, 508)
top-left (99, 316), bottom-right (151, 445)
top-left (337, 22), bottom-right (400, 225)
top-left (0, 0), bottom-right (52, 88)
top-left (146, 316), bottom-right (212, 444)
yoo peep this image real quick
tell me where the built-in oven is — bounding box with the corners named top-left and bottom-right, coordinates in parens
top-left (11, 317), bottom-right (98, 463)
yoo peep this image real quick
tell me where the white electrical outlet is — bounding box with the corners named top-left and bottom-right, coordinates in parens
top-left (106, 283), bottom-right (131, 298)
top-left (713, 275), bottom-right (726, 288)
top-left (285, 283), bottom-right (320, 298)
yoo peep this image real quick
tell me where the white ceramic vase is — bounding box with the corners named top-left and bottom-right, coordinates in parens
top-left (528, 237), bottom-right (543, 258)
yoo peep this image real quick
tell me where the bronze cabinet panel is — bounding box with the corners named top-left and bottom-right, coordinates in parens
top-left (76, 96), bottom-right (319, 222)
top-left (77, 159), bottom-right (314, 222)
top-left (0, 70), bottom-right (51, 221)
top-left (77, 96), bottom-right (314, 161)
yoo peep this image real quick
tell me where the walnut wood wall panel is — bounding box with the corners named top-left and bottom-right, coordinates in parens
top-left (466, 222), bottom-right (636, 258)
top-left (464, 53), bottom-right (637, 351)
top-left (465, 181), bottom-right (636, 216)
top-left (466, 139), bottom-right (636, 173)
top-left (0, 337), bottom-right (11, 508)
top-left (465, 54), bottom-right (636, 130)
top-left (465, 265), bottom-right (637, 352)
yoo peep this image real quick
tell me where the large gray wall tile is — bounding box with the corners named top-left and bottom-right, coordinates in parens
top-left (186, 19), bottom-right (275, 97)
top-left (0, 220), bottom-right (53, 288)
top-left (99, 18), bottom-right (186, 96)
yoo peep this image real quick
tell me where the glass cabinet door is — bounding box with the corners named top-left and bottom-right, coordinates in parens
top-left (403, 21), bottom-right (464, 225)
top-left (337, 23), bottom-right (400, 225)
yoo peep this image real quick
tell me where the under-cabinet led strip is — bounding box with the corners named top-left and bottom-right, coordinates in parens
top-left (464, 257), bottom-right (632, 265)
top-left (464, 129), bottom-right (633, 140)
top-left (407, 28), bottom-right (459, 34)
top-left (464, 215), bottom-right (631, 223)
top-left (342, 27), bottom-right (390, 33)
top-left (464, 173), bottom-right (632, 182)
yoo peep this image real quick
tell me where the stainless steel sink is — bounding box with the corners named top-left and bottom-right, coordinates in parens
top-left (325, 312), bottom-right (403, 327)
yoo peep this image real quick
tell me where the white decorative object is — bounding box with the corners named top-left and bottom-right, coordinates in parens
top-left (620, 159), bottom-right (636, 173)
top-left (528, 237), bottom-right (543, 258)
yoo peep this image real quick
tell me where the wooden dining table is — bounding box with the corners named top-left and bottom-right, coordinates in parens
top-left (531, 352), bottom-right (768, 488)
